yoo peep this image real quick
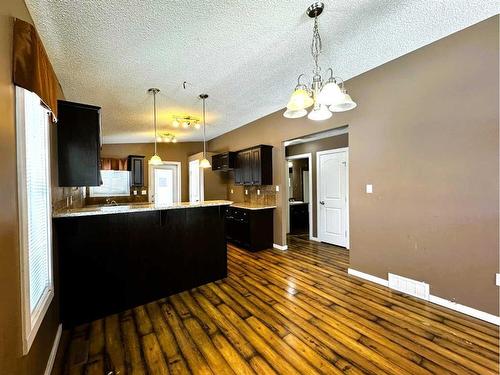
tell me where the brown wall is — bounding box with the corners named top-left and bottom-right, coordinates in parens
top-left (100, 142), bottom-right (203, 202)
top-left (209, 16), bottom-right (499, 315)
top-left (0, 1), bottom-right (62, 374)
top-left (286, 134), bottom-right (349, 237)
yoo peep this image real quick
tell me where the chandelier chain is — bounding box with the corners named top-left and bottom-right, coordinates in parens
top-left (310, 16), bottom-right (322, 74)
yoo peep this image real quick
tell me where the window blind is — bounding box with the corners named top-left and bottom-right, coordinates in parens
top-left (89, 170), bottom-right (130, 197)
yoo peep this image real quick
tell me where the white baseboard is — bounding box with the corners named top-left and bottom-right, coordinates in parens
top-left (273, 243), bottom-right (288, 251)
top-left (347, 268), bottom-right (500, 325)
top-left (348, 268), bottom-right (388, 287)
top-left (309, 236), bottom-right (320, 242)
top-left (44, 324), bottom-right (62, 375)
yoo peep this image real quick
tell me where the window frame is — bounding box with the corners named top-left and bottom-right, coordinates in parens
top-left (16, 86), bottom-right (54, 355)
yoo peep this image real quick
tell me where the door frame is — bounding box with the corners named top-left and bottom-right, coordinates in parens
top-left (285, 153), bottom-right (313, 240)
top-left (316, 147), bottom-right (349, 248)
top-left (188, 158), bottom-right (204, 203)
top-left (148, 161), bottom-right (182, 203)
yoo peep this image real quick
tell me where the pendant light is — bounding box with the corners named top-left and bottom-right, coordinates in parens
top-left (148, 88), bottom-right (162, 165)
top-left (284, 2), bottom-right (357, 120)
top-left (199, 94), bottom-right (211, 168)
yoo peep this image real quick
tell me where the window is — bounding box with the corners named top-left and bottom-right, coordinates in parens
top-left (89, 170), bottom-right (130, 197)
top-left (16, 87), bottom-right (54, 354)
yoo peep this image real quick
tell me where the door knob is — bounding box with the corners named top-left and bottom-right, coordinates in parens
top-left (320, 201), bottom-right (325, 205)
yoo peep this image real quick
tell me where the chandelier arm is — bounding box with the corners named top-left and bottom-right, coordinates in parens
top-left (333, 76), bottom-right (345, 89)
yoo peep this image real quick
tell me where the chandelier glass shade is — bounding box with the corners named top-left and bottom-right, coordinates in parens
top-left (147, 88), bottom-right (163, 165)
top-left (172, 115), bottom-right (200, 129)
top-left (159, 132), bottom-right (177, 143)
top-left (284, 2), bottom-right (357, 120)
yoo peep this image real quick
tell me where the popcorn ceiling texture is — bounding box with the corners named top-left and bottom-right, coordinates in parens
top-left (26, 0), bottom-right (499, 144)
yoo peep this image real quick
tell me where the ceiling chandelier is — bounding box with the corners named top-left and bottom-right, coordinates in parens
top-left (159, 132), bottom-right (177, 143)
top-left (147, 88), bottom-right (163, 165)
top-left (172, 115), bottom-right (200, 129)
top-left (284, 2), bottom-right (357, 121)
top-left (199, 94), bottom-right (211, 169)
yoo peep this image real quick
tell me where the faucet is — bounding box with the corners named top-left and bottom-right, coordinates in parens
top-left (106, 198), bottom-right (118, 206)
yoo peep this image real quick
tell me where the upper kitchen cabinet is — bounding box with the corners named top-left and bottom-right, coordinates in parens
top-left (211, 152), bottom-right (236, 171)
top-left (57, 100), bottom-right (102, 187)
top-left (234, 145), bottom-right (273, 185)
top-left (128, 155), bottom-right (145, 186)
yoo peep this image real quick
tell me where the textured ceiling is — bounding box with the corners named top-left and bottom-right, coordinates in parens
top-left (26, 0), bottom-right (498, 144)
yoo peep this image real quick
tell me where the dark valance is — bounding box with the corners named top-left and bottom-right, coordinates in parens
top-left (100, 158), bottom-right (128, 171)
top-left (13, 18), bottom-right (61, 120)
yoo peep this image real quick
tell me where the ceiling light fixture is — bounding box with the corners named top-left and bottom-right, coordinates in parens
top-left (199, 94), bottom-right (211, 169)
top-left (160, 132), bottom-right (177, 143)
top-left (284, 2), bottom-right (357, 120)
top-left (147, 88), bottom-right (162, 165)
top-left (171, 115), bottom-right (200, 129)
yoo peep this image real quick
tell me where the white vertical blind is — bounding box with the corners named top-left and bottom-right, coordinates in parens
top-left (17, 87), bottom-right (54, 354)
top-left (89, 170), bottom-right (130, 197)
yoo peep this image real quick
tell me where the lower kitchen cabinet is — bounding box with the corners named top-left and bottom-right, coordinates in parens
top-left (224, 206), bottom-right (274, 251)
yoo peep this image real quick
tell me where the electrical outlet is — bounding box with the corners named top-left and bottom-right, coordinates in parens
top-left (366, 184), bottom-right (373, 194)
top-left (133, 190), bottom-right (137, 196)
top-left (245, 189), bottom-right (248, 195)
top-left (141, 190), bottom-right (147, 195)
top-left (276, 185), bottom-right (280, 192)
top-left (257, 189), bottom-right (261, 195)
top-left (230, 189), bottom-right (233, 194)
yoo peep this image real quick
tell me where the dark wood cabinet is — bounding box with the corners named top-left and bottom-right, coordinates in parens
top-left (234, 145), bottom-right (273, 185)
top-left (290, 203), bottom-right (309, 234)
top-left (57, 100), bottom-right (102, 187)
top-left (127, 155), bottom-right (145, 186)
top-left (211, 152), bottom-right (236, 171)
top-left (224, 206), bottom-right (274, 251)
top-left (54, 206), bottom-right (227, 327)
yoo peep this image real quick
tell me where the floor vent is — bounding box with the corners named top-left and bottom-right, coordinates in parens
top-left (388, 273), bottom-right (430, 300)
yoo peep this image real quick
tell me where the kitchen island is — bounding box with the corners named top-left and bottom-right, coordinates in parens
top-left (53, 200), bottom-right (232, 327)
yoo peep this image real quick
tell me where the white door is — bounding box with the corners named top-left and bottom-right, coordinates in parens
top-left (189, 159), bottom-right (203, 203)
top-left (149, 163), bottom-right (180, 204)
top-left (317, 148), bottom-right (349, 247)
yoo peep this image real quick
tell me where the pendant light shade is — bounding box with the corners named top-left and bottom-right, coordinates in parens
top-left (329, 91), bottom-right (357, 112)
top-left (283, 108), bottom-right (307, 119)
top-left (199, 94), bottom-right (211, 169)
top-left (147, 88), bottom-right (163, 165)
top-left (307, 105), bottom-right (332, 121)
top-left (287, 87), bottom-right (314, 111)
top-left (317, 81), bottom-right (342, 105)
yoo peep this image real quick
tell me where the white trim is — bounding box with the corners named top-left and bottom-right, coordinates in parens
top-left (16, 87), bottom-right (55, 354)
top-left (348, 268), bottom-right (500, 325)
top-left (310, 236), bottom-right (320, 242)
top-left (286, 153), bottom-right (313, 240)
top-left (348, 268), bottom-right (389, 287)
top-left (44, 324), bottom-right (62, 375)
top-left (273, 243), bottom-right (288, 251)
top-left (148, 161), bottom-right (182, 203)
top-left (316, 147), bottom-right (350, 248)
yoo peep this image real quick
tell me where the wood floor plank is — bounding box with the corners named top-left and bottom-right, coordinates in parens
top-left (56, 238), bottom-right (499, 375)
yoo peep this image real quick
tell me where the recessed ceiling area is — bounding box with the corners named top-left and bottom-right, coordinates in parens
top-left (25, 0), bottom-right (498, 144)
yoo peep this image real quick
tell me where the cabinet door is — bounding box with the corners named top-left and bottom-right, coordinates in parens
top-left (130, 157), bottom-right (144, 186)
top-left (234, 153), bottom-right (243, 184)
top-left (57, 101), bottom-right (101, 186)
top-left (250, 148), bottom-right (261, 185)
top-left (242, 151), bottom-right (252, 185)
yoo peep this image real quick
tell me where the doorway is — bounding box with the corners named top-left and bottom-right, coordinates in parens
top-left (189, 159), bottom-right (204, 203)
top-left (286, 154), bottom-right (313, 238)
top-left (148, 162), bottom-right (181, 204)
top-left (317, 148), bottom-right (349, 248)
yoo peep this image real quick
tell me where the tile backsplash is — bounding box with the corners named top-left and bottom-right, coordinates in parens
top-left (227, 177), bottom-right (276, 206)
top-left (52, 186), bottom-right (85, 210)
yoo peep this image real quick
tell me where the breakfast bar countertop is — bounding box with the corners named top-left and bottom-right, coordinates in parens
top-left (230, 202), bottom-right (277, 210)
top-left (53, 200), bottom-right (233, 218)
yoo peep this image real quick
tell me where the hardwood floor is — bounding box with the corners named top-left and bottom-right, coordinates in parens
top-left (53, 237), bottom-right (499, 374)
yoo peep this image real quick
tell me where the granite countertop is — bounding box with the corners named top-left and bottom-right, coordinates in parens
top-left (53, 200), bottom-right (233, 218)
top-left (230, 202), bottom-right (277, 210)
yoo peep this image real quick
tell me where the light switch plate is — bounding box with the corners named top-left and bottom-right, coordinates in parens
top-left (133, 190), bottom-right (137, 196)
top-left (141, 190), bottom-right (147, 195)
top-left (496, 273), bottom-right (500, 287)
top-left (276, 185), bottom-right (280, 192)
top-left (245, 189), bottom-right (248, 195)
top-left (366, 184), bottom-right (373, 194)
top-left (230, 189), bottom-right (234, 194)
top-left (257, 189), bottom-right (261, 195)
